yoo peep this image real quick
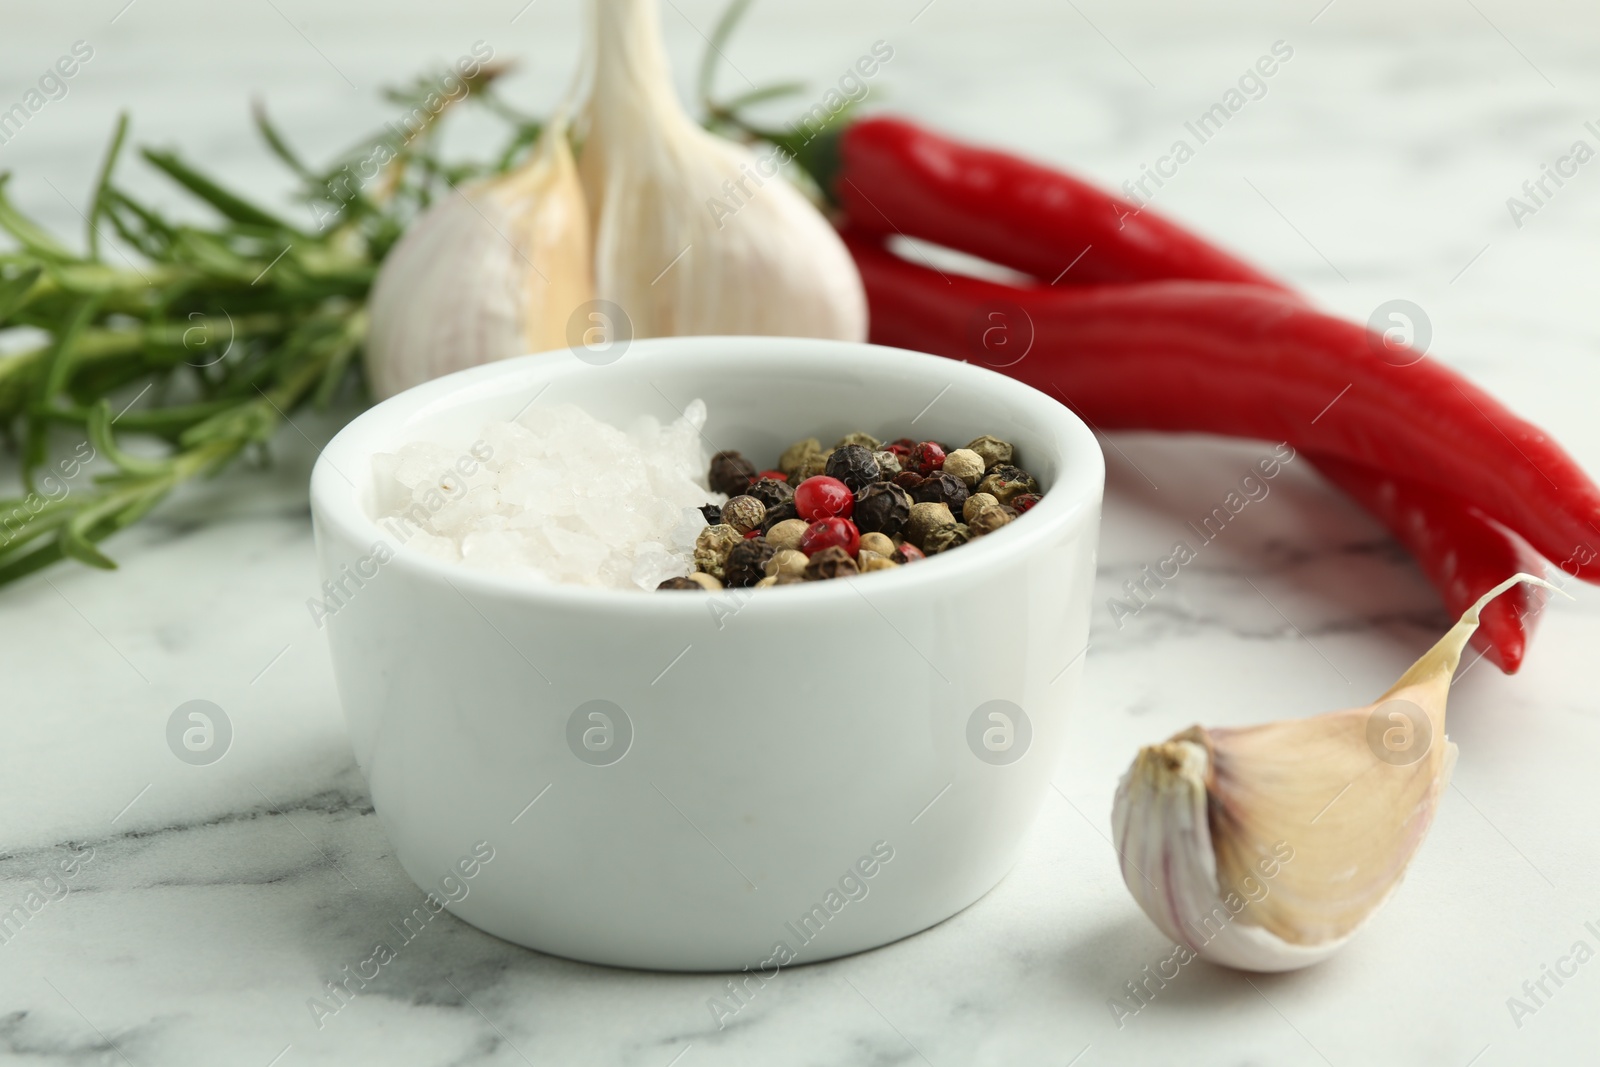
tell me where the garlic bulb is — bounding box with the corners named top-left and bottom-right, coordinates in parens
top-left (1111, 573), bottom-right (1556, 972)
top-left (578, 0), bottom-right (866, 340)
top-left (364, 119), bottom-right (593, 399)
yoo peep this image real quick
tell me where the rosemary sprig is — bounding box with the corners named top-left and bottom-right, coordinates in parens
top-left (0, 62), bottom-right (528, 589)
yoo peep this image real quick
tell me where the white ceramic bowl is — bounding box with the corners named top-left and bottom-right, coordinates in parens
top-left (311, 336), bottom-right (1102, 971)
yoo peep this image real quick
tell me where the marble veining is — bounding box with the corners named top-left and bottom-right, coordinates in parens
top-left (4, 2), bottom-right (1600, 1064)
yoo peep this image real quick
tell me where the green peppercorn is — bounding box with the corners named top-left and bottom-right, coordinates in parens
top-left (966, 435), bottom-right (1014, 470)
top-left (855, 482), bottom-right (913, 538)
top-left (963, 492), bottom-right (999, 523)
top-left (709, 451), bottom-right (759, 495)
top-left (967, 503), bottom-right (1015, 537)
top-left (765, 518), bottom-right (811, 553)
top-left (978, 465), bottom-right (1039, 504)
top-left (724, 536), bottom-right (776, 588)
top-left (795, 449), bottom-right (834, 483)
top-left (872, 450), bottom-right (902, 479)
top-left (778, 437), bottom-right (823, 480)
top-left (766, 548), bottom-right (809, 578)
top-left (747, 477), bottom-right (794, 510)
top-left (656, 576), bottom-right (702, 591)
top-left (833, 431), bottom-right (882, 451)
top-left (804, 545), bottom-right (859, 580)
top-left (693, 524), bottom-right (742, 579)
top-left (825, 444), bottom-right (880, 491)
top-left (911, 470), bottom-right (969, 512)
top-left (905, 501), bottom-right (955, 548)
top-left (942, 448), bottom-right (986, 487)
top-left (720, 495), bottom-right (767, 533)
top-left (923, 521), bottom-right (970, 555)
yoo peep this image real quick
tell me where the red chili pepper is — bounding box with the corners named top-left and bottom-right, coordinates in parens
top-left (1310, 453), bottom-right (1547, 673)
top-left (842, 233), bottom-right (1600, 585)
top-left (830, 116), bottom-right (1293, 292)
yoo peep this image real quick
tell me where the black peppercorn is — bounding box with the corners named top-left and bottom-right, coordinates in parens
top-left (724, 536), bottom-right (776, 588)
top-left (747, 476), bottom-right (794, 510)
top-left (697, 503), bottom-right (723, 525)
top-left (825, 443), bottom-right (880, 491)
top-left (854, 482), bottom-right (913, 539)
top-left (709, 450), bottom-right (759, 495)
top-left (657, 576), bottom-right (701, 591)
top-left (804, 545), bottom-right (859, 580)
top-left (911, 470), bottom-right (970, 512)
top-left (759, 498), bottom-right (799, 533)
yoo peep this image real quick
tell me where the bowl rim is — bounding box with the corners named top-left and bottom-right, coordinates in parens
top-left (311, 336), bottom-right (1104, 610)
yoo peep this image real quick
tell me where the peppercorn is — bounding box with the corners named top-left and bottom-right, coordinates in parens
top-left (833, 431), bottom-right (882, 451)
top-left (825, 444), bottom-right (880, 491)
top-left (759, 499), bottom-right (799, 533)
top-left (747, 477), bottom-right (794, 510)
top-left (709, 450), bottom-right (759, 495)
top-left (800, 516), bottom-right (861, 558)
top-left (724, 535), bottom-right (776, 587)
top-left (778, 437), bottom-right (823, 480)
top-left (872, 450), bottom-right (902, 479)
top-left (892, 470), bottom-right (926, 491)
top-left (911, 470), bottom-right (970, 512)
top-left (795, 476), bottom-right (854, 520)
top-left (687, 572), bottom-right (722, 590)
top-left (978, 465), bottom-right (1039, 504)
top-left (765, 518), bottom-right (811, 552)
top-left (905, 501), bottom-right (955, 547)
top-left (757, 469), bottom-right (788, 482)
top-left (755, 576), bottom-right (778, 588)
top-left (697, 502), bottom-right (724, 525)
top-left (773, 573), bottom-right (805, 585)
top-left (910, 441), bottom-right (946, 475)
top-left (941, 448), bottom-right (986, 487)
top-left (1011, 493), bottom-right (1041, 514)
top-left (857, 550), bottom-right (899, 573)
top-left (804, 545), bottom-right (859, 580)
top-left (693, 524), bottom-right (743, 580)
top-left (963, 492), bottom-right (999, 523)
top-left (923, 521), bottom-right (970, 555)
top-left (854, 482), bottom-right (913, 539)
top-left (794, 449), bottom-right (833, 483)
top-left (720, 495), bottom-right (767, 533)
top-left (766, 547), bottom-right (809, 579)
top-left (893, 542), bottom-right (926, 564)
top-left (967, 503), bottom-right (1015, 537)
top-left (889, 437), bottom-right (916, 451)
top-left (965, 435), bottom-right (1015, 470)
top-left (656, 576), bottom-right (703, 591)
top-left (858, 531), bottom-right (896, 558)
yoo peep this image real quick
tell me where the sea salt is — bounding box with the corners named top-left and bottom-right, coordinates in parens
top-left (375, 400), bottom-right (720, 590)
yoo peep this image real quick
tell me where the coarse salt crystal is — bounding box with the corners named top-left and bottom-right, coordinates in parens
top-left (375, 401), bottom-right (722, 590)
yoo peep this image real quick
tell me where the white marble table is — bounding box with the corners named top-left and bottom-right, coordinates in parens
top-left (4, 1), bottom-right (1600, 1064)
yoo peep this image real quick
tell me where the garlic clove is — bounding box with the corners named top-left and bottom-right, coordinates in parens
top-left (1111, 573), bottom-right (1556, 972)
top-left (578, 0), bottom-right (866, 341)
top-left (364, 120), bottom-right (593, 400)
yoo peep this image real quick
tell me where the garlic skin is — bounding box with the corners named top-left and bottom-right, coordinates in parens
top-left (579, 0), bottom-right (866, 341)
top-left (1111, 573), bottom-right (1555, 972)
top-left (364, 121), bottom-right (593, 400)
